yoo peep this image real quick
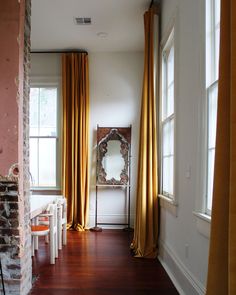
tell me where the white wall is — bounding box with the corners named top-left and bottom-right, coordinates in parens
top-left (89, 52), bottom-right (143, 228)
top-left (30, 52), bottom-right (144, 229)
top-left (158, 0), bottom-right (210, 294)
top-left (30, 53), bottom-right (61, 77)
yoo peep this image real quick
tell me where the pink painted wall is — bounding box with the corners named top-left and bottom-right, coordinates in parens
top-left (0, 1), bottom-right (20, 176)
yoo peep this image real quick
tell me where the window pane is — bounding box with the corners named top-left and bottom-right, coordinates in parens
top-left (162, 91), bottom-right (167, 121)
top-left (29, 138), bottom-right (39, 186)
top-left (169, 119), bottom-right (174, 155)
top-left (163, 119), bottom-right (174, 156)
top-left (167, 46), bottom-right (174, 84)
top-left (208, 83), bottom-right (218, 149)
top-left (205, 0), bottom-right (212, 87)
top-left (163, 156), bottom-right (174, 196)
top-left (162, 44), bottom-right (174, 120)
top-left (39, 88), bottom-right (57, 136)
top-left (170, 156), bottom-right (174, 196)
top-left (163, 157), bottom-right (169, 194)
top-left (215, 0), bottom-right (221, 26)
top-left (163, 122), bottom-right (169, 157)
top-left (161, 30), bottom-right (174, 199)
top-left (162, 57), bottom-right (167, 120)
top-left (207, 149), bottom-right (215, 211)
top-left (215, 26), bottom-right (220, 80)
top-left (29, 88), bottom-right (39, 136)
top-left (167, 83), bottom-right (174, 116)
top-left (38, 138), bottom-right (57, 187)
top-left (214, 0), bottom-right (221, 81)
top-left (162, 119), bottom-right (174, 197)
top-left (205, 34), bottom-right (212, 87)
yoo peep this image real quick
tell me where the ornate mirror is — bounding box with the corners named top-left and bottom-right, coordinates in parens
top-left (96, 126), bottom-right (131, 185)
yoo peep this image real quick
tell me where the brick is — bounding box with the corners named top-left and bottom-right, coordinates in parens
top-left (7, 185), bottom-right (18, 192)
top-left (0, 202), bottom-right (19, 211)
top-left (0, 195), bottom-right (18, 202)
top-left (0, 229), bottom-right (19, 236)
top-left (0, 245), bottom-right (20, 256)
top-left (0, 235), bottom-right (20, 245)
top-left (1, 211), bottom-right (18, 219)
top-left (7, 264), bottom-right (21, 270)
top-left (0, 219), bottom-right (19, 228)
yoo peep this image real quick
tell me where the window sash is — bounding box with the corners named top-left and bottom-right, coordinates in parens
top-left (29, 86), bottom-right (60, 189)
top-left (206, 81), bottom-right (218, 214)
top-left (161, 117), bottom-right (174, 197)
top-left (161, 35), bottom-right (175, 199)
top-left (30, 137), bottom-right (58, 188)
top-left (205, 0), bottom-right (220, 215)
top-left (162, 44), bottom-right (174, 121)
top-left (162, 155), bottom-right (174, 198)
top-left (30, 87), bottom-right (58, 137)
top-left (206, 0), bottom-right (220, 87)
top-left (162, 116), bottom-right (174, 156)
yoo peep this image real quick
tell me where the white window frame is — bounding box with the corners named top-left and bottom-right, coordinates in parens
top-left (193, 0), bottom-right (220, 235)
top-left (159, 27), bottom-right (176, 207)
top-left (205, 0), bottom-right (220, 215)
top-left (29, 79), bottom-right (61, 191)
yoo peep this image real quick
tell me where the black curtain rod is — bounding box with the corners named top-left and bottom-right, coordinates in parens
top-left (149, 0), bottom-right (154, 9)
top-left (30, 50), bottom-right (88, 54)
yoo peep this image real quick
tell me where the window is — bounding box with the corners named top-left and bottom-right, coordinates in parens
top-left (160, 29), bottom-right (175, 199)
top-left (29, 86), bottom-right (60, 189)
top-left (205, 0), bottom-right (220, 214)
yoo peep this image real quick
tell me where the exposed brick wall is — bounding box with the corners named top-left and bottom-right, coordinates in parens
top-left (0, 181), bottom-right (21, 294)
top-left (0, 0), bottom-right (32, 294)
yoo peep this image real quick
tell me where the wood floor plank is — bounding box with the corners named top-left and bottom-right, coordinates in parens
top-left (30, 230), bottom-right (179, 295)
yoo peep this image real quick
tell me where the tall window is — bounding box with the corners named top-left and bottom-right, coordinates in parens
top-left (29, 86), bottom-right (60, 189)
top-left (205, 0), bottom-right (220, 213)
top-left (160, 30), bottom-right (175, 199)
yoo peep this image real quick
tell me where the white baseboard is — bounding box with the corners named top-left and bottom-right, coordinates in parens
top-left (89, 213), bottom-right (134, 229)
top-left (158, 240), bottom-right (206, 295)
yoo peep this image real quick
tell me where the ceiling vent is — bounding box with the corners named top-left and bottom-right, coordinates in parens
top-left (74, 17), bottom-right (92, 25)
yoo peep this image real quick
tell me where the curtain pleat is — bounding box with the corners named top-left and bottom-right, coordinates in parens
top-left (131, 9), bottom-right (159, 258)
top-left (62, 53), bottom-right (90, 231)
top-left (206, 0), bottom-right (236, 293)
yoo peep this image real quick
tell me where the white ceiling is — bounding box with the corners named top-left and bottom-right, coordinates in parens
top-left (31, 0), bottom-right (151, 52)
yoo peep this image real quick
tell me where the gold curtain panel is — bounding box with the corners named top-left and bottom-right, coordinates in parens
top-left (62, 52), bottom-right (90, 231)
top-left (131, 8), bottom-right (159, 258)
top-left (206, 0), bottom-right (236, 293)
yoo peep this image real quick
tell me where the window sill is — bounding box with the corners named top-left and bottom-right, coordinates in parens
top-left (193, 211), bottom-right (211, 238)
top-left (158, 194), bottom-right (178, 217)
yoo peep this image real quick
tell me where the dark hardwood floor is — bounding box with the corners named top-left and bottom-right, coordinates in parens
top-left (30, 230), bottom-right (179, 295)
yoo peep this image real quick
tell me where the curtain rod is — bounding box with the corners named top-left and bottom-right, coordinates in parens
top-left (149, 0), bottom-right (154, 9)
top-left (31, 50), bottom-right (88, 54)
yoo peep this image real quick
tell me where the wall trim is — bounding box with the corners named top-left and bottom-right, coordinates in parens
top-left (158, 240), bottom-right (206, 295)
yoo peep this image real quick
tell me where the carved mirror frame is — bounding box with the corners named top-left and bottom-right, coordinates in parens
top-left (96, 127), bottom-right (131, 185)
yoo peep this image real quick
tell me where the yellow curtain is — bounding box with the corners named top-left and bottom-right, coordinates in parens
top-left (131, 8), bottom-right (159, 258)
top-left (206, 0), bottom-right (236, 293)
top-left (62, 52), bottom-right (90, 231)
